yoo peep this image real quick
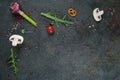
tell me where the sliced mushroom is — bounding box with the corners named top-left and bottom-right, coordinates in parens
top-left (93, 8), bottom-right (104, 21)
top-left (9, 34), bottom-right (24, 47)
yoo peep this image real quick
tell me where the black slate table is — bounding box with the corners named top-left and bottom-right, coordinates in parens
top-left (0, 0), bottom-right (120, 80)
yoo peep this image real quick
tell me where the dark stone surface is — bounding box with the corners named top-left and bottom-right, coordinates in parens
top-left (0, 0), bottom-right (120, 80)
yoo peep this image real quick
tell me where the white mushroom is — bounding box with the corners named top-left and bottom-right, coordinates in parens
top-left (93, 8), bottom-right (104, 21)
top-left (9, 34), bottom-right (24, 47)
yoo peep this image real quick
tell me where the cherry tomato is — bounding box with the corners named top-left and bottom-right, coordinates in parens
top-left (46, 25), bottom-right (55, 35)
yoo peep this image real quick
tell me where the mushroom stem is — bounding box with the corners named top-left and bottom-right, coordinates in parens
top-left (98, 10), bottom-right (104, 15)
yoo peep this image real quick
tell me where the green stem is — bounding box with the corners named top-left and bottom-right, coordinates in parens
top-left (41, 12), bottom-right (74, 25)
top-left (21, 12), bottom-right (37, 27)
top-left (8, 48), bottom-right (18, 77)
top-left (62, 15), bottom-right (66, 20)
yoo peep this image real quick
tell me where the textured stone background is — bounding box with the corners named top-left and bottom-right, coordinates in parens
top-left (0, 0), bottom-right (120, 80)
